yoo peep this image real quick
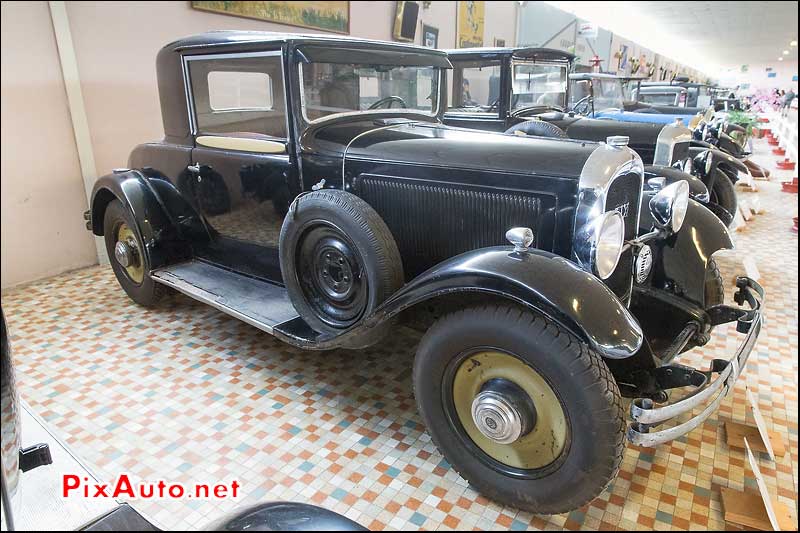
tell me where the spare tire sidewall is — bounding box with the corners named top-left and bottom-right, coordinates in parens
top-left (279, 191), bottom-right (402, 334)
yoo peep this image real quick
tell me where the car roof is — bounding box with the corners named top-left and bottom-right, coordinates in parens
top-left (163, 30), bottom-right (449, 59)
top-left (445, 47), bottom-right (575, 62)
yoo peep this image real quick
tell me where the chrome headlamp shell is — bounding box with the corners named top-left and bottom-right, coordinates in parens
top-left (649, 180), bottom-right (690, 233)
top-left (575, 211), bottom-right (625, 280)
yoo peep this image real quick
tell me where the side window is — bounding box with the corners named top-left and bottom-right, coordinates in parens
top-left (188, 54), bottom-right (287, 139)
top-left (448, 60), bottom-right (502, 114)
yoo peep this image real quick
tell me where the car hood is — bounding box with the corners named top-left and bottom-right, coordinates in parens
top-left (305, 118), bottom-right (599, 180)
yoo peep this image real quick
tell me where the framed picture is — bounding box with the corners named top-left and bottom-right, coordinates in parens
top-left (393, 1), bottom-right (420, 42)
top-left (457, 1), bottom-right (485, 48)
top-left (422, 24), bottom-right (439, 48)
top-left (191, 1), bottom-right (350, 34)
top-left (494, 38), bottom-right (506, 47)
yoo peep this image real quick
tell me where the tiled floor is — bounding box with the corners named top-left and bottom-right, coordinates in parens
top-left (2, 135), bottom-right (797, 531)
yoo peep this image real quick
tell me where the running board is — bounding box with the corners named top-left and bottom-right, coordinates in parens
top-left (151, 261), bottom-right (298, 334)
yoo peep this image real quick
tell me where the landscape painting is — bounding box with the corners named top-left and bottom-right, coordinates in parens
top-left (191, 1), bottom-right (350, 34)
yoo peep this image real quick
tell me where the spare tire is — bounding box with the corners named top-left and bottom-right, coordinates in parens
top-left (279, 189), bottom-right (403, 336)
top-left (505, 120), bottom-right (568, 139)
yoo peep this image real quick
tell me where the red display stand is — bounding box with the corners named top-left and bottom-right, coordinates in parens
top-left (772, 147), bottom-right (786, 156)
top-left (777, 159), bottom-right (796, 171)
top-left (782, 178), bottom-right (798, 193)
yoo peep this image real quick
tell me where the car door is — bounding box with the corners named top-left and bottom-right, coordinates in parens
top-left (184, 50), bottom-right (299, 282)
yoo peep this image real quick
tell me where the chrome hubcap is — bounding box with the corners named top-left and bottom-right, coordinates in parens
top-left (471, 391), bottom-right (524, 444)
top-left (470, 378), bottom-right (536, 445)
top-left (114, 241), bottom-right (133, 268)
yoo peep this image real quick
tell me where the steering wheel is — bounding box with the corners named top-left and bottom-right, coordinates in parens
top-left (368, 96), bottom-right (407, 110)
top-left (571, 95), bottom-right (592, 115)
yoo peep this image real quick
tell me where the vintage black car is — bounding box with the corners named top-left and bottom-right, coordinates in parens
top-left (443, 47), bottom-right (746, 226)
top-left (85, 32), bottom-right (763, 515)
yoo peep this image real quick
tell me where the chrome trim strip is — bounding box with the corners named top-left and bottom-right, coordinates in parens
top-left (151, 269), bottom-right (275, 335)
top-left (341, 124), bottom-right (408, 189)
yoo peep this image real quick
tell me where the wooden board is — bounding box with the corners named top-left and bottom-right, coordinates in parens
top-left (720, 487), bottom-right (795, 530)
top-left (726, 421), bottom-right (786, 457)
top-left (747, 388), bottom-right (776, 460)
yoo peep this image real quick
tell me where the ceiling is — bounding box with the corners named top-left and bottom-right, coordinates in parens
top-left (547, 1), bottom-right (798, 73)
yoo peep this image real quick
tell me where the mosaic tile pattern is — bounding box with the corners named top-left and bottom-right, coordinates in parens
top-left (2, 137), bottom-right (797, 530)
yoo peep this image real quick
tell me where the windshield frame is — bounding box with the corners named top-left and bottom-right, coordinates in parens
top-left (298, 62), bottom-right (443, 125)
top-left (509, 59), bottom-right (569, 113)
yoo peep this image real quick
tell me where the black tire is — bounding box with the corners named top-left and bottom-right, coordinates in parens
top-left (705, 258), bottom-right (725, 308)
top-left (279, 190), bottom-right (403, 335)
top-left (103, 199), bottom-right (166, 307)
top-left (413, 304), bottom-right (625, 514)
top-left (709, 171), bottom-right (737, 226)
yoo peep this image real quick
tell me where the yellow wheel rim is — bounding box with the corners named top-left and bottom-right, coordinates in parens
top-left (116, 222), bottom-right (144, 284)
top-left (452, 351), bottom-right (568, 470)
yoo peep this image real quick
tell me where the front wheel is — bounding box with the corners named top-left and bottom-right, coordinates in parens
top-left (413, 304), bottom-right (625, 514)
top-left (708, 171), bottom-right (738, 226)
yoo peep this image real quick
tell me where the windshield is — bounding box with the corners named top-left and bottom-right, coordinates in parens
top-left (640, 92), bottom-right (679, 105)
top-left (300, 62), bottom-right (439, 122)
top-left (511, 62), bottom-right (568, 111)
top-left (570, 78), bottom-right (624, 112)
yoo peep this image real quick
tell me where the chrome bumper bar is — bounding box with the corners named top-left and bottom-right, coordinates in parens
top-left (627, 277), bottom-right (764, 447)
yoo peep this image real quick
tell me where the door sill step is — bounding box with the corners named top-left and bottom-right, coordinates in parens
top-left (151, 261), bottom-right (298, 334)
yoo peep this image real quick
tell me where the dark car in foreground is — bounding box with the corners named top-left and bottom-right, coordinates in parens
top-left (84, 32), bottom-right (763, 515)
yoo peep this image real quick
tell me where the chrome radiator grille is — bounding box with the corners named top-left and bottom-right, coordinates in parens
top-left (603, 172), bottom-right (642, 299)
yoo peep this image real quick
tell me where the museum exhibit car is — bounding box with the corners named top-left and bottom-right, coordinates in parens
top-left (443, 47), bottom-right (746, 226)
top-left (84, 32), bottom-right (764, 515)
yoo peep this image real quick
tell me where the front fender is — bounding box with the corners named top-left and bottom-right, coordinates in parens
top-left (89, 170), bottom-right (190, 269)
top-left (275, 247), bottom-right (643, 358)
top-left (385, 247), bottom-right (643, 358)
top-left (644, 165), bottom-right (709, 203)
top-left (639, 195), bottom-right (733, 305)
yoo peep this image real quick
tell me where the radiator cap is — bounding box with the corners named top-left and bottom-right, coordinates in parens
top-left (606, 135), bottom-right (630, 147)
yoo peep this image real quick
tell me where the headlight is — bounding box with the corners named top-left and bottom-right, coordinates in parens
top-left (649, 180), bottom-right (690, 233)
top-left (704, 150), bottom-right (714, 175)
top-left (594, 211), bottom-right (625, 279)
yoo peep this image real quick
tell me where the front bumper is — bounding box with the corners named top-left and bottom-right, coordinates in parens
top-left (627, 277), bottom-right (764, 447)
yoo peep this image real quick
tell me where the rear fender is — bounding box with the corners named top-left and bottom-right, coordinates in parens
top-left (639, 194), bottom-right (733, 305)
top-left (90, 170), bottom-right (192, 269)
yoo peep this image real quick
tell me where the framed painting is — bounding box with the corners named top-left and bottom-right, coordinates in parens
top-left (393, 1), bottom-right (420, 42)
top-left (457, 1), bottom-right (485, 48)
top-left (191, 1), bottom-right (350, 34)
top-left (422, 24), bottom-right (439, 48)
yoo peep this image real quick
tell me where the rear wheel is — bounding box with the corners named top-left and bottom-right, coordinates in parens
top-left (103, 199), bottom-right (166, 306)
top-left (413, 304), bottom-right (625, 514)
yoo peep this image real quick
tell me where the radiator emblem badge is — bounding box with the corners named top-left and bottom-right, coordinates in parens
top-left (614, 201), bottom-right (630, 218)
top-left (635, 245), bottom-right (653, 284)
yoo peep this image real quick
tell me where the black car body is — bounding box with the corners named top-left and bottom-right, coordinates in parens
top-left (443, 47), bottom-right (747, 226)
top-left (85, 32), bottom-right (763, 515)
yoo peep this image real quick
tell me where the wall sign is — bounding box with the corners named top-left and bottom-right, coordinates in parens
top-left (457, 1), bottom-right (485, 48)
top-left (422, 24), bottom-right (439, 48)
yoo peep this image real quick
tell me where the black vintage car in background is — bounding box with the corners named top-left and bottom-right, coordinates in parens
top-left (84, 32), bottom-right (763, 515)
top-left (443, 47), bottom-right (747, 226)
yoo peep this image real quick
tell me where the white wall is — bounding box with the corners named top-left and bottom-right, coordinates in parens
top-left (1, 1), bottom-right (98, 289)
top-left (719, 60), bottom-right (798, 92)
